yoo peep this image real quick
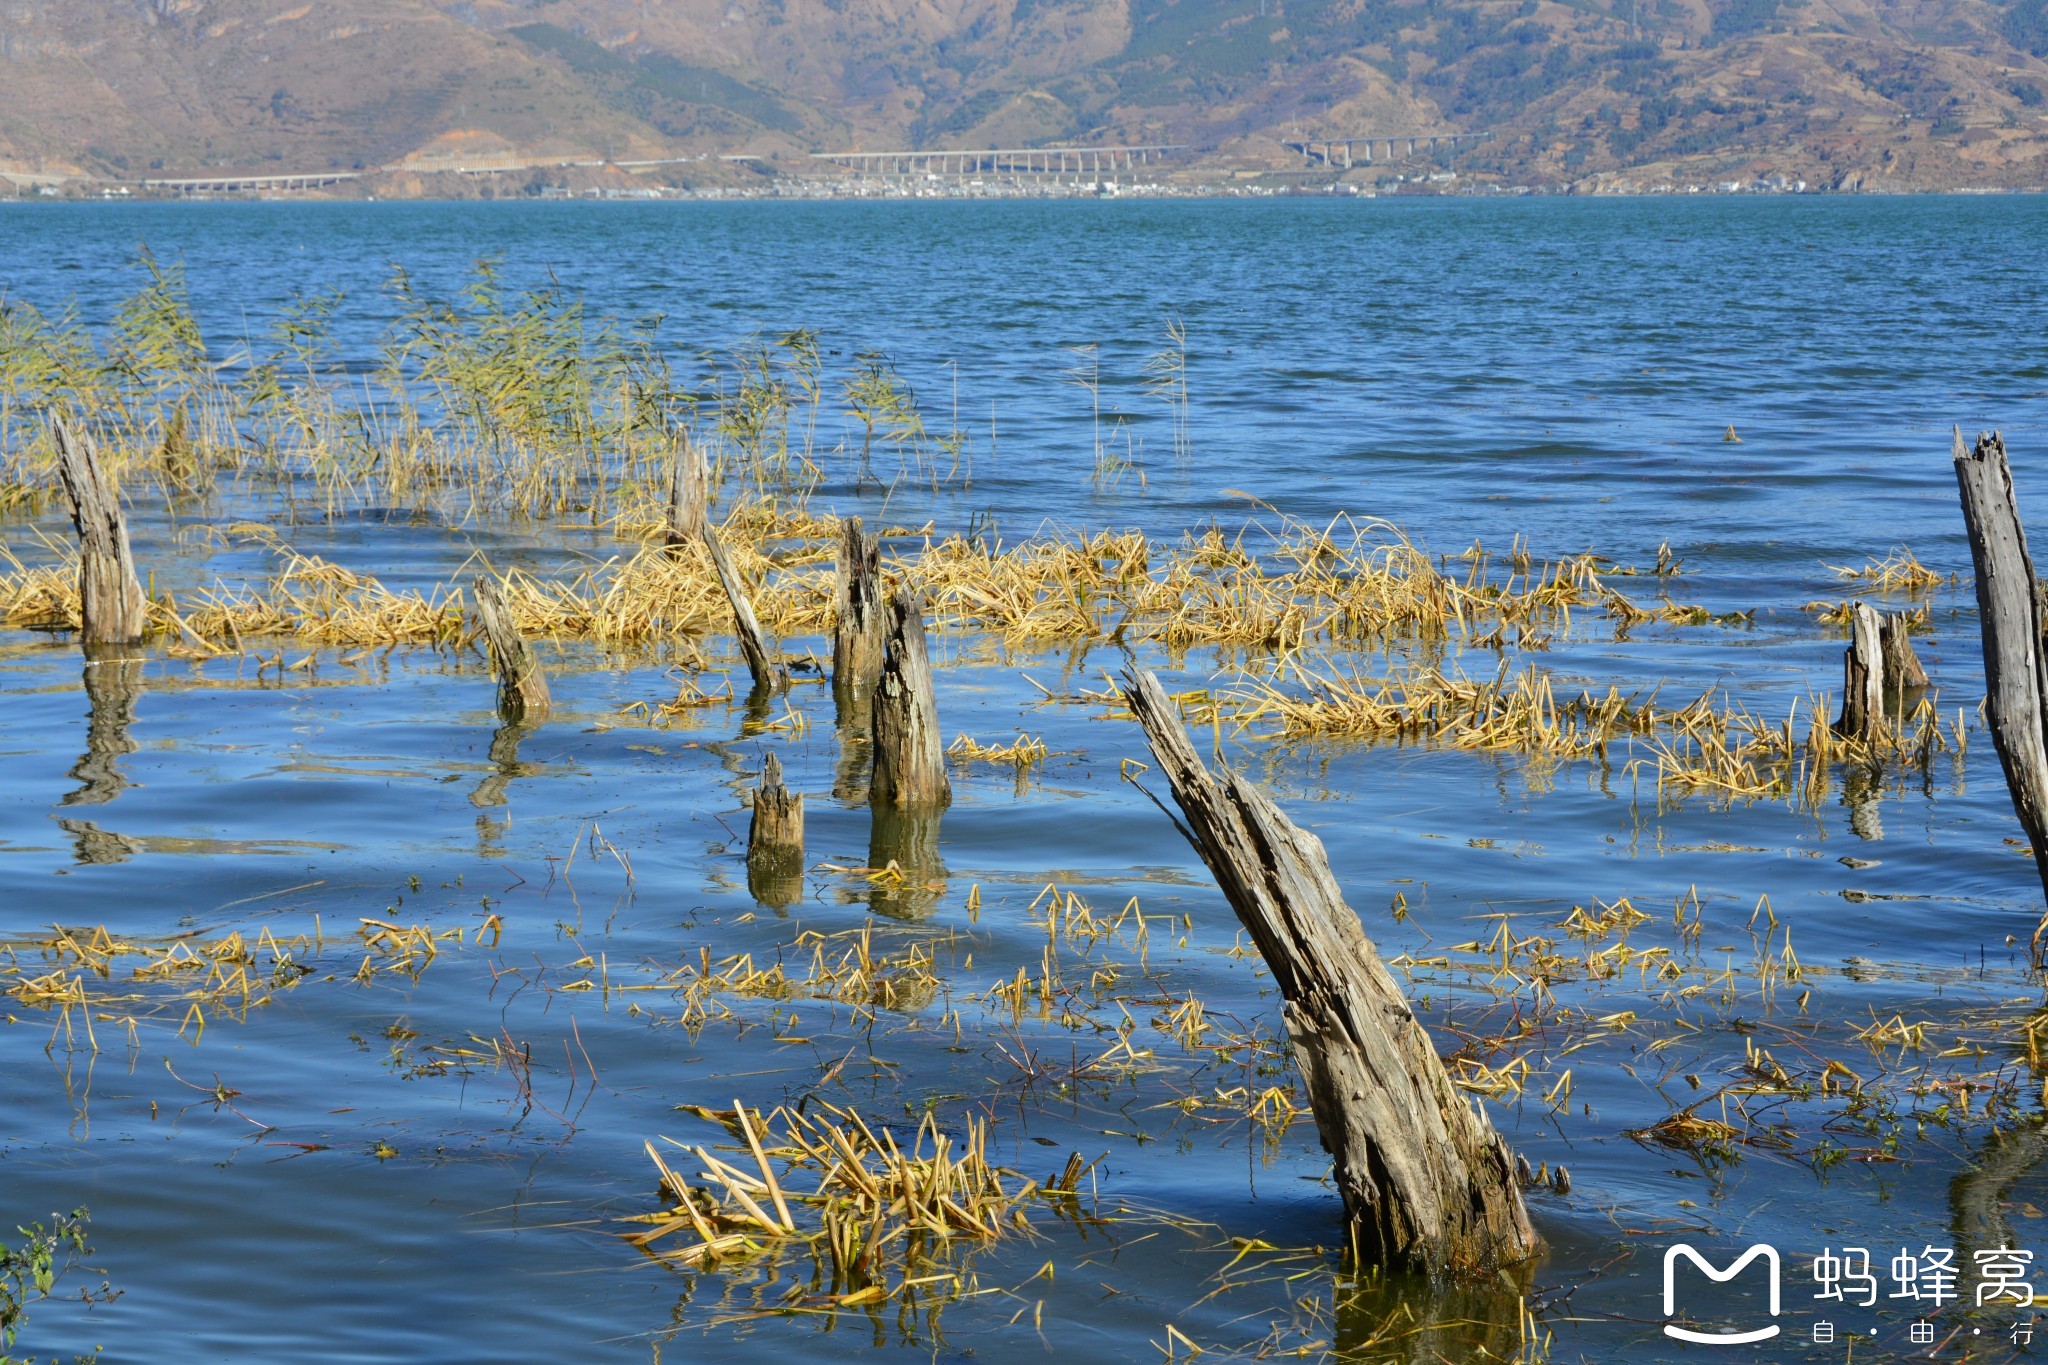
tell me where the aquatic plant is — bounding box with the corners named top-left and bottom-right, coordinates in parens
top-left (1826, 546), bottom-right (1948, 593)
top-left (0, 1208), bottom-right (98, 1359)
top-left (633, 1100), bottom-right (1092, 1287)
top-left (1, 918), bottom-right (475, 1048)
top-left (1142, 313), bottom-right (1191, 468)
top-left (842, 349), bottom-right (926, 487)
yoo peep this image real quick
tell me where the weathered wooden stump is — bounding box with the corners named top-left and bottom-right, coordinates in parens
top-left (1837, 602), bottom-right (1932, 743)
top-left (701, 522), bottom-right (785, 694)
top-left (472, 575), bottom-right (551, 725)
top-left (664, 433), bottom-right (709, 553)
top-left (1952, 428), bottom-right (2048, 960)
top-left (1123, 668), bottom-right (1538, 1275)
top-left (52, 416), bottom-right (146, 648)
top-left (870, 591), bottom-right (950, 810)
top-left (1836, 602), bottom-right (1887, 743)
top-left (1881, 611), bottom-right (1929, 691)
top-left (834, 517), bottom-right (886, 703)
top-left (746, 752), bottom-right (806, 909)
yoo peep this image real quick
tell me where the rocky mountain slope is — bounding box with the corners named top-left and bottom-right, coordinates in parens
top-left (1, 0), bottom-right (2044, 188)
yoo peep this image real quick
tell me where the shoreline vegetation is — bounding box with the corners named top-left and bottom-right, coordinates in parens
top-left (7, 255), bottom-right (2048, 1359)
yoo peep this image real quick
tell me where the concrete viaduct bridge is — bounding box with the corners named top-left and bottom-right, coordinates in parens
top-left (1283, 131), bottom-right (1491, 168)
top-left (811, 145), bottom-right (1183, 178)
top-left (142, 170), bottom-right (363, 194)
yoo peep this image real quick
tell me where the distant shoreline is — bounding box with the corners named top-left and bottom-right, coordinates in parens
top-left (5, 184), bottom-right (2046, 204)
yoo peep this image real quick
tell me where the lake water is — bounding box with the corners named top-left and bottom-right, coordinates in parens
top-left (4, 196), bottom-right (2048, 1362)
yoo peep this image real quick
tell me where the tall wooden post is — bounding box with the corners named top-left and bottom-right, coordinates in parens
top-left (52, 416), bottom-right (146, 648)
top-left (870, 591), bottom-right (950, 809)
top-left (1123, 668), bottom-right (1538, 1275)
top-left (1951, 428), bottom-right (2048, 959)
top-left (834, 517), bottom-right (886, 702)
top-left (664, 433), bottom-right (708, 553)
top-left (472, 575), bottom-right (551, 724)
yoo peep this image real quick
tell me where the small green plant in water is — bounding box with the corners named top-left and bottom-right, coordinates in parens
top-left (841, 348), bottom-right (924, 487)
top-left (1, 1207), bottom-right (101, 1364)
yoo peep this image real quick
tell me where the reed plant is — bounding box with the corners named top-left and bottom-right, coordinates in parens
top-left (633, 1100), bottom-right (1092, 1290)
top-left (1826, 547), bottom-right (1947, 593)
top-left (842, 349), bottom-right (925, 487)
top-left (1142, 314), bottom-right (1191, 468)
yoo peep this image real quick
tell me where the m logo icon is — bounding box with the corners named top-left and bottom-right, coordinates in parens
top-left (1663, 1244), bottom-right (1782, 1344)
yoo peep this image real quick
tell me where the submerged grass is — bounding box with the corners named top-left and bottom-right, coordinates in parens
top-left (0, 507), bottom-right (1719, 660)
top-left (0, 917), bottom-right (478, 1048)
top-left (632, 1100), bottom-right (1090, 1288)
top-left (652, 926), bottom-right (945, 1025)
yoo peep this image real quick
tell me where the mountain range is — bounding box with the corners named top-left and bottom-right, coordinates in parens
top-left (1, 0), bottom-right (2045, 190)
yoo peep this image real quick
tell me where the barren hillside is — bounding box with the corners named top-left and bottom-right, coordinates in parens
top-left (0, 0), bottom-right (2044, 186)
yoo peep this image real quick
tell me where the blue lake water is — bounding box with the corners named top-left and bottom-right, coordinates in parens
top-left (3, 196), bottom-right (2048, 1362)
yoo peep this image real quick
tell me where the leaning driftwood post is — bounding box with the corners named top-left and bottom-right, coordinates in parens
top-left (472, 575), bottom-right (551, 724)
top-left (664, 433), bottom-right (709, 553)
top-left (834, 517), bottom-right (886, 702)
top-left (746, 753), bottom-right (805, 908)
top-left (1952, 428), bottom-right (2048, 958)
top-left (52, 416), bottom-right (146, 648)
top-left (1123, 668), bottom-right (1537, 1274)
top-left (701, 523), bottom-right (784, 693)
top-left (870, 591), bottom-right (951, 809)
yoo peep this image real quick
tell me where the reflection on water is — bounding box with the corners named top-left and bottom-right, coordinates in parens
top-left (1330, 1270), bottom-right (1536, 1362)
top-left (865, 806), bottom-right (945, 920)
top-left (737, 679), bottom-right (779, 736)
top-left (470, 723), bottom-right (541, 810)
top-left (1845, 761), bottom-right (1885, 842)
top-left (833, 693), bottom-right (874, 805)
top-left (55, 816), bottom-right (141, 865)
top-left (1952, 1118), bottom-right (2048, 1287)
top-left (56, 647), bottom-right (145, 863)
top-left (62, 647), bottom-right (143, 808)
